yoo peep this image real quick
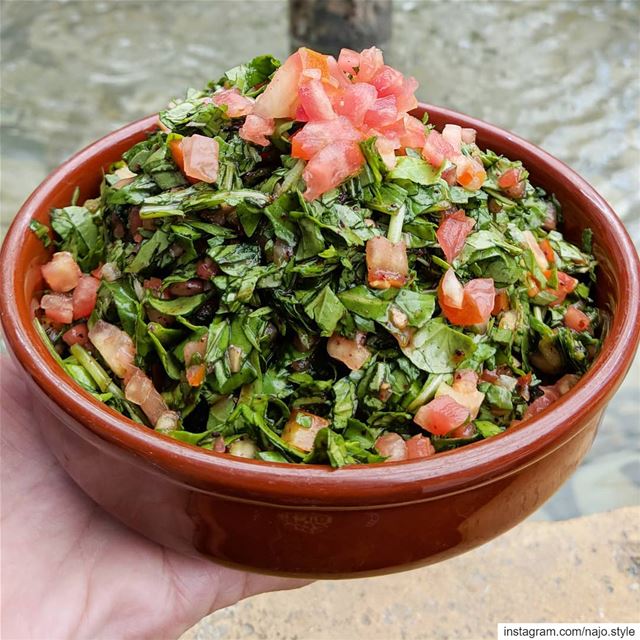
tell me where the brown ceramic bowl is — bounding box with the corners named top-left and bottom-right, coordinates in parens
top-left (1, 105), bottom-right (639, 578)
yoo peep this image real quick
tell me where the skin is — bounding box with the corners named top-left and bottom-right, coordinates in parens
top-left (0, 357), bottom-right (308, 639)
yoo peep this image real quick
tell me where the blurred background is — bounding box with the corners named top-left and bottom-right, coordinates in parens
top-left (1, 0), bottom-right (638, 520)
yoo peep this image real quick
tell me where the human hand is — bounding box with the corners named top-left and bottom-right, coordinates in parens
top-left (0, 357), bottom-right (308, 640)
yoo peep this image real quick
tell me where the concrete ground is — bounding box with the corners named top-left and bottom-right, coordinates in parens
top-left (181, 507), bottom-right (640, 640)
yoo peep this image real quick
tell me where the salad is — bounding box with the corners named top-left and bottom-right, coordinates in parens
top-left (30, 47), bottom-right (601, 467)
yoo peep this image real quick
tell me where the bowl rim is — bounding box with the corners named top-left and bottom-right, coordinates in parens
top-left (1, 105), bottom-right (639, 508)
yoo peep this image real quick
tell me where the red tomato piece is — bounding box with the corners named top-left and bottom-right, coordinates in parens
top-left (371, 64), bottom-right (404, 97)
top-left (41, 293), bottom-right (74, 324)
top-left (440, 268), bottom-right (464, 309)
top-left (72, 275), bottom-right (100, 320)
top-left (282, 409), bottom-right (330, 452)
top-left (298, 78), bottom-right (336, 120)
top-left (239, 114), bottom-right (276, 146)
top-left (211, 87), bottom-right (254, 117)
top-left (88, 319), bottom-right (136, 379)
top-left (41, 251), bottom-right (82, 293)
top-left (523, 386), bottom-right (559, 420)
top-left (539, 238), bottom-right (555, 264)
top-left (366, 236), bottom-right (409, 289)
top-left (422, 130), bottom-right (457, 167)
top-left (375, 433), bottom-right (408, 462)
top-left (327, 331), bottom-right (370, 370)
top-left (439, 274), bottom-right (496, 326)
top-left (179, 134), bottom-right (219, 184)
top-left (497, 168), bottom-right (521, 189)
top-left (334, 82), bottom-right (377, 127)
top-left (564, 306), bottom-right (590, 332)
top-left (298, 47), bottom-right (332, 83)
top-left (492, 289), bottom-right (510, 315)
top-left (354, 46), bottom-right (384, 82)
top-left (442, 124), bottom-right (463, 153)
top-left (406, 434), bottom-right (436, 459)
top-left (547, 271), bottom-right (578, 306)
top-left (455, 156), bottom-right (487, 191)
top-left (363, 95), bottom-right (398, 129)
top-left (302, 140), bottom-right (365, 201)
top-left (461, 128), bottom-right (477, 144)
top-left (380, 114), bottom-right (426, 150)
top-left (414, 396), bottom-right (471, 436)
top-left (62, 323), bottom-right (89, 347)
top-left (436, 209), bottom-right (475, 263)
top-left (253, 51), bottom-right (303, 119)
top-left (291, 116), bottom-right (362, 161)
top-left (337, 48), bottom-right (361, 75)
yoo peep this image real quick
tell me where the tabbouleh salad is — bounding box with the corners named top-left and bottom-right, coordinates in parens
top-left (30, 47), bottom-right (602, 467)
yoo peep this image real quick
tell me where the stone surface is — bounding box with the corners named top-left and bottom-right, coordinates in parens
top-left (181, 507), bottom-right (640, 640)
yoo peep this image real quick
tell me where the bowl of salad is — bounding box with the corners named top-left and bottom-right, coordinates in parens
top-left (1, 47), bottom-right (638, 577)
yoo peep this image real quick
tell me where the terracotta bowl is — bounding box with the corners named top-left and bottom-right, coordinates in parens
top-left (1, 105), bottom-right (639, 578)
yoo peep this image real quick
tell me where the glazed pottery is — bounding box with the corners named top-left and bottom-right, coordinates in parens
top-left (1, 106), bottom-right (638, 577)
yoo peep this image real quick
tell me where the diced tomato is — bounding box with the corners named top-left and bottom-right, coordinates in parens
top-left (441, 166), bottom-right (457, 186)
top-left (41, 252), bottom-right (82, 293)
top-left (363, 95), bottom-right (398, 129)
top-left (547, 271), bottom-right (578, 306)
top-left (394, 114), bottom-right (426, 149)
top-left (442, 124), bottom-right (462, 153)
top-left (497, 168), bottom-right (521, 189)
top-left (212, 87), bottom-right (254, 117)
top-left (414, 395), bottom-right (471, 436)
top-left (327, 331), bottom-right (370, 370)
top-left (184, 334), bottom-right (208, 387)
top-left (298, 78), bottom-right (336, 120)
top-left (439, 272), bottom-right (496, 326)
top-left (375, 136), bottom-right (400, 169)
top-left (125, 367), bottom-right (170, 426)
top-left (539, 238), bottom-right (555, 264)
top-left (455, 156), bottom-right (486, 191)
top-left (334, 83), bottom-right (377, 127)
top-left (41, 293), bottom-right (74, 324)
top-left (440, 268), bottom-right (464, 308)
top-left (354, 46), bottom-right (384, 82)
top-left (542, 202), bottom-right (557, 230)
top-left (178, 134), bottom-right (219, 184)
top-left (449, 422), bottom-right (477, 439)
top-left (337, 48), bottom-right (361, 75)
top-left (366, 236), bottom-right (408, 289)
top-left (375, 433), bottom-right (407, 462)
top-left (88, 319), bottom-right (136, 379)
top-left (564, 306), bottom-right (590, 332)
top-left (371, 65), bottom-right (404, 97)
top-left (239, 114), bottom-right (275, 147)
top-left (406, 434), bottom-right (436, 459)
top-left (143, 277), bottom-right (169, 299)
top-left (461, 128), bottom-right (477, 144)
top-left (422, 130), bottom-right (457, 167)
top-left (435, 373), bottom-right (485, 420)
top-left (72, 275), bottom-right (100, 320)
top-left (253, 51), bottom-right (303, 119)
top-left (291, 116), bottom-right (362, 161)
top-left (62, 323), bottom-right (89, 347)
top-left (282, 409), bottom-right (329, 452)
top-left (436, 209), bottom-right (475, 263)
top-left (298, 47), bottom-right (332, 83)
top-left (523, 386), bottom-right (559, 420)
top-left (302, 140), bottom-right (365, 201)
top-left (555, 373), bottom-right (580, 396)
top-left (492, 289), bottom-right (510, 315)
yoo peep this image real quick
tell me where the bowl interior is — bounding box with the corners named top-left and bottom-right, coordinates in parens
top-left (1, 106), bottom-right (638, 506)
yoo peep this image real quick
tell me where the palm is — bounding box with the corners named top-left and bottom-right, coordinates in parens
top-left (1, 357), bottom-right (306, 639)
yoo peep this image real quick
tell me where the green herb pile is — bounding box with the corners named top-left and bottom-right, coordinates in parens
top-left (33, 54), bottom-right (601, 467)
